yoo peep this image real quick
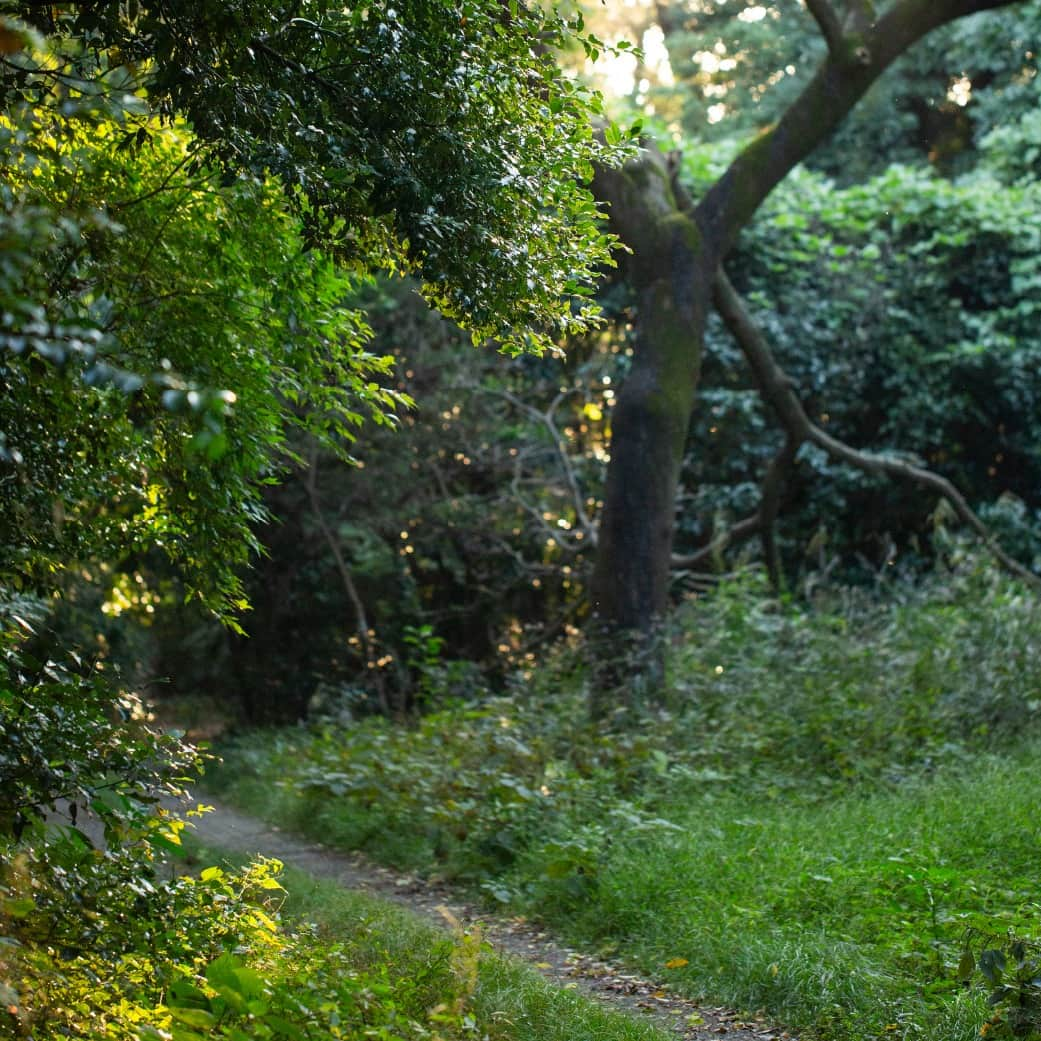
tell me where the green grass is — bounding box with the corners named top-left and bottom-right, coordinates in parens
top-left (515, 749), bottom-right (1041, 1040)
top-left (205, 565), bottom-right (1041, 1041)
top-left (209, 748), bottom-right (1041, 1040)
top-left (191, 841), bottom-right (678, 1041)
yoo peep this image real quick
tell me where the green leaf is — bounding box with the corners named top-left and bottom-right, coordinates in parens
top-left (206, 953), bottom-right (245, 992)
top-left (168, 1006), bottom-right (217, 1028)
top-left (168, 980), bottom-right (211, 1010)
top-left (979, 948), bottom-right (1006, 985)
top-left (2, 897), bottom-right (35, 919)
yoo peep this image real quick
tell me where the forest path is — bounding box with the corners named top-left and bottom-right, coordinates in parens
top-left (185, 797), bottom-right (792, 1041)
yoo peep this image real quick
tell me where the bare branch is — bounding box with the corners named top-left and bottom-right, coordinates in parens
top-left (670, 514), bottom-right (762, 569)
top-left (474, 384), bottom-right (598, 548)
top-left (711, 269), bottom-right (1041, 592)
top-left (759, 436), bottom-right (799, 589)
top-left (804, 0), bottom-right (844, 54)
top-left (669, 436), bottom-right (797, 591)
top-left (304, 445), bottom-right (392, 715)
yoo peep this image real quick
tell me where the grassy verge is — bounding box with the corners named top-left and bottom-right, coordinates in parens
top-left (512, 751), bottom-right (1041, 1041)
top-left (190, 840), bottom-right (677, 1041)
top-left (206, 564), bottom-right (1041, 1041)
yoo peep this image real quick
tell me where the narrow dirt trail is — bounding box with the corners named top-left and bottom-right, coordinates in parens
top-left (185, 798), bottom-right (793, 1041)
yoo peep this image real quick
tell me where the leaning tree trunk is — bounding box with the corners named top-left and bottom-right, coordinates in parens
top-left (587, 0), bottom-right (1023, 700)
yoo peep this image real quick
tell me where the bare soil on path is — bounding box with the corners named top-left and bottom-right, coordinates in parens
top-left (185, 797), bottom-right (794, 1041)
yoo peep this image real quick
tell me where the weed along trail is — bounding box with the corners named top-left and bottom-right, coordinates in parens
top-left (186, 797), bottom-right (791, 1041)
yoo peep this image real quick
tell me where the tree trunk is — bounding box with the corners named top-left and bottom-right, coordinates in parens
top-left (587, 0), bottom-right (1024, 694)
top-left (587, 148), bottom-right (713, 711)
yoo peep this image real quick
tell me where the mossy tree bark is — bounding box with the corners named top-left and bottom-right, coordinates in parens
top-left (588, 0), bottom-right (1023, 696)
top-left (589, 150), bottom-right (711, 633)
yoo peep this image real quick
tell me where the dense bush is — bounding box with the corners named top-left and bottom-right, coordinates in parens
top-left (680, 155), bottom-right (1041, 581)
top-left (4, 845), bottom-right (475, 1041)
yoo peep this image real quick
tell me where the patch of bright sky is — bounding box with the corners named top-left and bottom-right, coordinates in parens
top-left (593, 25), bottom-right (676, 96)
top-left (598, 48), bottom-right (638, 96)
top-left (738, 5), bottom-right (768, 22)
top-left (590, 0), bottom-right (676, 97)
top-left (589, 1), bottom-right (774, 108)
top-left (947, 75), bottom-right (972, 106)
top-left (643, 25), bottom-right (674, 86)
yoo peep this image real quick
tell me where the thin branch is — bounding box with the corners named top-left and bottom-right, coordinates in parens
top-left (805, 0), bottom-right (845, 54)
top-left (669, 433), bottom-right (797, 583)
top-left (671, 514), bottom-right (762, 570)
top-left (475, 384), bottom-right (598, 547)
top-left (759, 436), bottom-right (799, 589)
top-left (507, 442), bottom-right (586, 554)
top-left (110, 152), bottom-right (197, 211)
top-left (304, 445), bottom-right (392, 715)
top-left (712, 268), bottom-right (1041, 593)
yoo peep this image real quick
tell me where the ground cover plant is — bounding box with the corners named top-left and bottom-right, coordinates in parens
top-left (193, 849), bottom-right (684, 1041)
top-left (209, 559), bottom-right (1041, 1041)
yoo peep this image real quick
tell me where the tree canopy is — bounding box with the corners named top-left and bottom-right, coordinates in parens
top-left (0, 1), bottom-right (632, 620)
top-left (3, 2), bottom-right (625, 352)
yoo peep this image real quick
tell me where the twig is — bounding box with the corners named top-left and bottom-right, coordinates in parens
top-left (475, 384), bottom-right (598, 548)
top-left (304, 444), bottom-right (391, 715)
top-left (671, 514), bottom-right (763, 570)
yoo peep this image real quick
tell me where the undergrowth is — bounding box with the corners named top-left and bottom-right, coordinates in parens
top-left (208, 853), bottom-right (681, 1041)
top-left (208, 561), bottom-right (1041, 1041)
top-left (0, 651), bottom-right (476, 1041)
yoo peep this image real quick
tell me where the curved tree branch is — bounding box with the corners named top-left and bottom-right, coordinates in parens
top-left (670, 435), bottom-right (798, 590)
top-left (711, 268), bottom-right (1041, 592)
top-left (805, 0), bottom-right (844, 55)
top-left (671, 513), bottom-right (763, 571)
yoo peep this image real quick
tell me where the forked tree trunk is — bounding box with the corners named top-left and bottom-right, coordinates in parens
top-left (587, 0), bottom-right (1023, 703)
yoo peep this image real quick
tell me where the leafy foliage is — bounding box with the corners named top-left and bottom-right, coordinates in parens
top-left (0, 4), bottom-right (637, 1037)
top-left (679, 150), bottom-right (1041, 579)
top-left (3, 845), bottom-right (483, 1041)
top-left (1, 93), bottom-right (405, 618)
top-left (960, 929), bottom-right (1041, 1040)
top-left (0, 653), bottom-right (200, 844)
top-left (590, 0), bottom-right (1041, 182)
top-left (5, 1), bottom-right (629, 355)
